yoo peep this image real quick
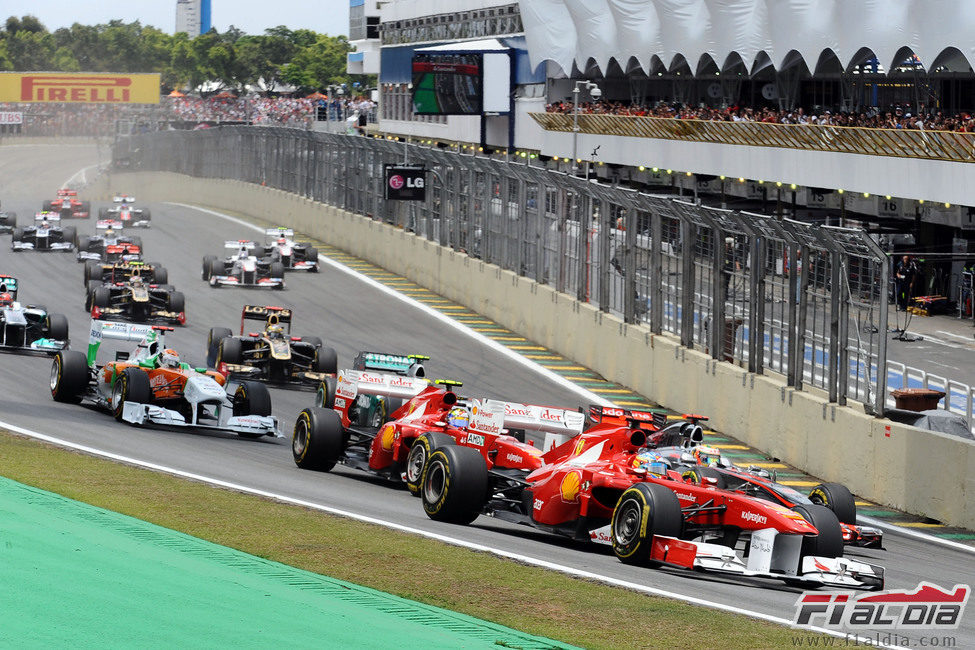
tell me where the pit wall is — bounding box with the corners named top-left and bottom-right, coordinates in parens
top-left (91, 171), bottom-right (975, 530)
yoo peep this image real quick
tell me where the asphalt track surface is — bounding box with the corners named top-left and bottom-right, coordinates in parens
top-left (2, 144), bottom-right (973, 646)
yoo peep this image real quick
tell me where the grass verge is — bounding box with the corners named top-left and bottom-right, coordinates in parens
top-left (0, 431), bottom-right (822, 649)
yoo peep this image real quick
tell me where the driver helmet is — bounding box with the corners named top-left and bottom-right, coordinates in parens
top-left (446, 406), bottom-right (469, 429)
top-left (130, 272), bottom-right (143, 286)
top-left (160, 348), bottom-right (180, 369)
top-left (278, 237), bottom-right (287, 245)
top-left (267, 323), bottom-right (284, 338)
top-left (632, 450), bottom-right (668, 477)
top-left (0, 292), bottom-right (12, 307)
top-left (238, 247), bottom-right (249, 259)
top-left (692, 445), bottom-right (722, 467)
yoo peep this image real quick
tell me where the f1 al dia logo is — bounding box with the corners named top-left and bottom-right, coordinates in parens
top-left (795, 582), bottom-right (969, 630)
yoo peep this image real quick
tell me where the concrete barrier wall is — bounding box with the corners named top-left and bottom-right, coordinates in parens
top-left (92, 171), bottom-right (975, 530)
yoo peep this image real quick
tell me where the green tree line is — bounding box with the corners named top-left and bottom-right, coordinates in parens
top-left (0, 15), bottom-right (369, 93)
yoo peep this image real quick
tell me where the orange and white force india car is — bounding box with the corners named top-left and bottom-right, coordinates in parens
top-left (50, 320), bottom-right (280, 438)
top-left (415, 409), bottom-right (885, 590)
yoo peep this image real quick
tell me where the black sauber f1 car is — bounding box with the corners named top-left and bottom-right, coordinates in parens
top-left (261, 228), bottom-right (319, 271)
top-left (84, 259), bottom-right (168, 290)
top-left (86, 269), bottom-right (186, 326)
top-left (99, 195), bottom-right (151, 228)
top-left (202, 241), bottom-right (285, 289)
top-left (207, 305), bottom-right (337, 387)
top-left (43, 189), bottom-right (90, 219)
top-left (11, 213), bottom-right (75, 252)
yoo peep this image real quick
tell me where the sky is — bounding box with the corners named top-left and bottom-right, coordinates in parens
top-left (6, 1), bottom-right (350, 37)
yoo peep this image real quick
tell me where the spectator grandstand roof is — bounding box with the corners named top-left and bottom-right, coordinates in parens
top-left (519, 0), bottom-right (975, 77)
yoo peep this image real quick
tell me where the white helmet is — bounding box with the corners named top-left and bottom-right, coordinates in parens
top-left (160, 348), bottom-right (180, 368)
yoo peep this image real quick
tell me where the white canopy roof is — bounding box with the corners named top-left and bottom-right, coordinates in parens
top-left (518, 0), bottom-right (975, 76)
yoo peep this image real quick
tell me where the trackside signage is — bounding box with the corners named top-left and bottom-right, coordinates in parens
top-left (384, 165), bottom-right (426, 201)
top-left (0, 73), bottom-right (161, 104)
top-left (0, 112), bottom-right (22, 124)
top-left (795, 582), bottom-right (969, 630)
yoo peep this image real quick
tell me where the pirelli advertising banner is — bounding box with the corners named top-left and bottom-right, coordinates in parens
top-left (0, 72), bottom-right (161, 104)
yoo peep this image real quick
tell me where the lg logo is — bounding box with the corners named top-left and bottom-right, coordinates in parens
top-left (388, 174), bottom-right (405, 190)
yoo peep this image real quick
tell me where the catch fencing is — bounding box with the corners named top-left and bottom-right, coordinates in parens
top-left (116, 126), bottom-right (891, 414)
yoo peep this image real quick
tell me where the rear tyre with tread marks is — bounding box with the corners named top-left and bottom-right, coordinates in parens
top-left (421, 445), bottom-right (487, 523)
top-left (292, 407), bottom-right (344, 471)
top-left (50, 351), bottom-right (89, 403)
top-left (611, 482), bottom-right (683, 566)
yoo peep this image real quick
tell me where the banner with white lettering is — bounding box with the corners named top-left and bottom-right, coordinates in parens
top-left (0, 112), bottom-right (23, 124)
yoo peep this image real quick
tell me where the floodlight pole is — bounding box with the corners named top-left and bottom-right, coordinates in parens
top-left (571, 80), bottom-right (599, 178)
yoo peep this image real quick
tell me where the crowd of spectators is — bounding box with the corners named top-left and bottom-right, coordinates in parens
top-left (546, 100), bottom-right (975, 132)
top-left (0, 94), bottom-right (378, 136)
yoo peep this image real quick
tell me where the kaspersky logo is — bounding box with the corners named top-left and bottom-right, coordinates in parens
top-left (21, 75), bottom-right (131, 102)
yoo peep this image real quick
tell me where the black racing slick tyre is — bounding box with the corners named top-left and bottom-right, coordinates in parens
top-left (85, 282), bottom-right (102, 310)
top-left (45, 313), bottom-right (69, 341)
top-left (808, 482), bottom-right (857, 525)
top-left (269, 262), bottom-right (285, 279)
top-left (77, 235), bottom-right (91, 253)
top-left (300, 336), bottom-right (322, 348)
top-left (680, 465), bottom-right (727, 489)
top-left (421, 445), bottom-right (488, 524)
top-left (233, 381), bottom-right (271, 417)
top-left (92, 286), bottom-right (111, 309)
top-left (611, 482), bottom-right (683, 567)
top-left (167, 291), bottom-right (185, 314)
top-left (84, 260), bottom-right (102, 286)
top-left (292, 407), bottom-right (344, 471)
top-left (218, 337), bottom-right (243, 365)
top-left (202, 255), bottom-right (217, 281)
top-left (62, 226), bottom-right (77, 248)
top-left (151, 266), bottom-right (168, 285)
top-left (792, 504), bottom-right (844, 559)
top-left (315, 376), bottom-right (336, 409)
top-left (50, 350), bottom-right (89, 404)
top-left (11, 227), bottom-right (23, 243)
top-left (405, 431), bottom-right (455, 497)
top-left (111, 367), bottom-right (152, 422)
top-left (207, 327), bottom-right (233, 365)
top-left (313, 346), bottom-right (338, 374)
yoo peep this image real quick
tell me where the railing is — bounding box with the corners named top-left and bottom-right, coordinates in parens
top-left (116, 127), bottom-right (891, 415)
top-left (530, 113), bottom-right (975, 163)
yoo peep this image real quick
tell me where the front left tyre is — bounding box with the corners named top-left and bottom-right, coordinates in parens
top-left (111, 367), bottom-right (152, 421)
top-left (292, 407), bottom-right (344, 471)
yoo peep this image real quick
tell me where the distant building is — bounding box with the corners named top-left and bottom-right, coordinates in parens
top-left (175, 0), bottom-right (212, 37)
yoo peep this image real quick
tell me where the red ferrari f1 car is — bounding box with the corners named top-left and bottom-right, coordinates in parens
top-left (415, 408), bottom-right (885, 590)
top-left (292, 371), bottom-right (585, 497)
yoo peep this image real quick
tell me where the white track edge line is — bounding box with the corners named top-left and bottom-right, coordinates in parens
top-left (859, 515), bottom-right (975, 554)
top-left (170, 202), bottom-right (615, 409)
top-left (172, 203), bottom-right (975, 559)
top-left (0, 418), bottom-right (886, 646)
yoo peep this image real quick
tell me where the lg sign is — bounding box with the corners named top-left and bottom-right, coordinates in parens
top-left (385, 165), bottom-right (427, 201)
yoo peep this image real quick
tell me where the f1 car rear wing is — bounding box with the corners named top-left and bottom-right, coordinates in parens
top-left (87, 319), bottom-right (157, 365)
top-left (225, 240), bottom-right (256, 250)
top-left (0, 275), bottom-right (18, 296)
top-left (112, 195), bottom-right (136, 203)
top-left (352, 351), bottom-right (429, 376)
top-left (34, 211), bottom-right (61, 223)
top-left (57, 189), bottom-right (77, 197)
top-left (588, 405), bottom-right (668, 430)
top-left (240, 305), bottom-right (292, 333)
top-left (265, 227), bottom-right (294, 239)
top-left (97, 219), bottom-right (124, 231)
top-left (468, 399), bottom-right (585, 437)
top-left (335, 369), bottom-right (430, 401)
